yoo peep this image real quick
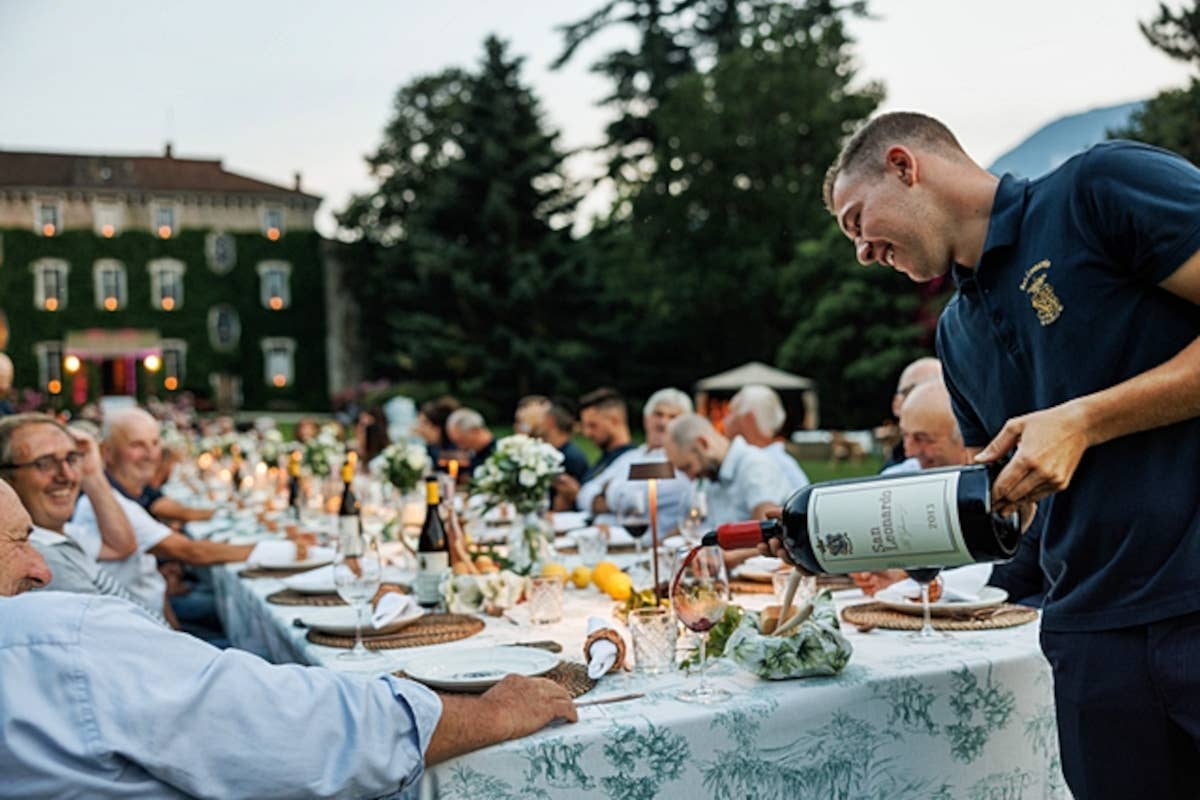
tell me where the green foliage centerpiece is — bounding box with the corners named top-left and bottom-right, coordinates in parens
top-left (471, 434), bottom-right (564, 574)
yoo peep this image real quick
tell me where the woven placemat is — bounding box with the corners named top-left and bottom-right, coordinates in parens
top-left (817, 574), bottom-right (857, 591)
top-left (267, 589), bottom-right (345, 607)
top-left (394, 659), bottom-right (596, 698)
top-left (730, 579), bottom-right (775, 595)
top-left (239, 565), bottom-right (319, 579)
top-left (306, 613), bottom-right (484, 650)
top-left (841, 601), bottom-right (1038, 631)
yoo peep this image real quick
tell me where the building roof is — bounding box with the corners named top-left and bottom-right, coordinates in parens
top-left (694, 360), bottom-right (814, 392)
top-left (0, 147), bottom-right (321, 201)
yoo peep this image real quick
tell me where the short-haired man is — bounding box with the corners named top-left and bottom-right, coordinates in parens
top-left (881, 356), bottom-right (943, 470)
top-left (825, 110), bottom-right (1200, 796)
top-left (445, 407), bottom-right (497, 476)
top-left (514, 394), bottom-right (551, 436)
top-left (0, 480), bottom-right (578, 796)
top-left (552, 388), bottom-right (636, 512)
top-left (541, 402), bottom-right (589, 509)
top-left (665, 413), bottom-right (790, 525)
top-left (724, 384), bottom-right (810, 492)
top-left (0, 414), bottom-right (159, 618)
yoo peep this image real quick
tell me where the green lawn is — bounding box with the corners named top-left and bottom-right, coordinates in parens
top-left (799, 455), bottom-right (883, 483)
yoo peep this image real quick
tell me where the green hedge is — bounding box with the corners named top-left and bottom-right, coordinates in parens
top-left (0, 227), bottom-right (329, 411)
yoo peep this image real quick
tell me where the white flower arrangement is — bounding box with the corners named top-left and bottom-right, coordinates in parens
top-left (258, 429), bottom-right (287, 466)
top-left (303, 424), bottom-right (346, 477)
top-left (471, 434), bottom-right (564, 514)
top-left (369, 441), bottom-right (431, 493)
top-left (440, 570), bottom-right (524, 614)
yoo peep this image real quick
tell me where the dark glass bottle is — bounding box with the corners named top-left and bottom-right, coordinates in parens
top-left (416, 478), bottom-right (448, 608)
top-left (337, 454), bottom-right (360, 543)
top-left (287, 451), bottom-right (303, 521)
top-left (702, 464), bottom-right (1020, 573)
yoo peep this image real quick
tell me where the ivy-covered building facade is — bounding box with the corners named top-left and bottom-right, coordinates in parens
top-left (0, 147), bottom-right (335, 411)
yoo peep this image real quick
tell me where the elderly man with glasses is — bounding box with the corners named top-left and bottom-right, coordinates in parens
top-left (0, 413), bottom-right (162, 619)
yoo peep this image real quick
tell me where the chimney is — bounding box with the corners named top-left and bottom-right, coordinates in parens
top-left (293, 171), bottom-right (302, 192)
top-left (164, 142), bottom-right (174, 159)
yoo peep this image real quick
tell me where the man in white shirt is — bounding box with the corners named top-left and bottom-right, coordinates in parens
top-left (724, 384), bottom-right (810, 493)
top-left (664, 414), bottom-right (791, 525)
top-left (0, 479), bottom-right (578, 797)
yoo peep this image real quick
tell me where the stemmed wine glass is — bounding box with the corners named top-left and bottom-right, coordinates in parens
top-left (671, 545), bottom-right (731, 704)
top-left (333, 524), bottom-right (384, 660)
top-left (679, 482), bottom-right (708, 543)
top-left (617, 488), bottom-right (650, 554)
top-left (906, 567), bottom-right (950, 641)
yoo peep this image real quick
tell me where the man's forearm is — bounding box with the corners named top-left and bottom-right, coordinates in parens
top-left (82, 477), bottom-right (137, 560)
top-left (151, 534), bottom-right (254, 566)
top-left (424, 694), bottom-right (510, 765)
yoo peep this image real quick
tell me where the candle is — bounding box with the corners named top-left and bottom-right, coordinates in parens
top-left (448, 459), bottom-right (459, 481)
top-left (648, 479), bottom-right (660, 601)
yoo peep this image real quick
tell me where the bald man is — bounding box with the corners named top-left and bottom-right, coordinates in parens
top-left (881, 356), bottom-right (943, 470)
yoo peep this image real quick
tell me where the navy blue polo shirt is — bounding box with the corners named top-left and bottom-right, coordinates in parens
top-left (937, 141), bottom-right (1200, 633)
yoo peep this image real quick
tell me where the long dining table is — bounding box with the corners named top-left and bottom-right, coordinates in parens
top-left (195, 512), bottom-right (1066, 800)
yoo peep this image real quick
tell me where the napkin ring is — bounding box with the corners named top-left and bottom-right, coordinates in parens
top-left (584, 628), bottom-right (626, 674)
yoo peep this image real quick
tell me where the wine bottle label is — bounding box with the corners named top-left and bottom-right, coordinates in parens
top-left (338, 517), bottom-right (363, 555)
top-left (807, 471), bottom-right (973, 573)
top-left (416, 552), bottom-right (449, 605)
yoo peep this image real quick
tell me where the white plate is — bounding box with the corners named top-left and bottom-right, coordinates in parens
top-left (299, 604), bottom-right (424, 636)
top-left (551, 511), bottom-right (590, 533)
top-left (403, 646), bottom-right (558, 692)
top-left (282, 565), bottom-right (412, 595)
top-left (875, 585), bottom-right (1009, 616)
top-left (734, 556), bottom-right (786, 583)
top-left (255, 545), bottom-right (335, 570)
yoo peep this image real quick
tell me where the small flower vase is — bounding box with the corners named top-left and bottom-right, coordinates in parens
top-left (507, 507), bottom-right (554, 575)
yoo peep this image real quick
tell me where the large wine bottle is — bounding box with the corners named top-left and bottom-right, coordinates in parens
top-left (287, 451), bottom-right (303, 521)
top-left (336, 453), bottom-right (362, 551)
top-left (416, 477), bottom-right (448, 608)
top-left (702, 464), bottom-right (1020, 574)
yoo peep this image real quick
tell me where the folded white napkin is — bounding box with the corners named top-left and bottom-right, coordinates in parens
top-left (882, 563), bottom-right (993, 603)
top-left (738, 555), bottom-right (785, 575)
top-left (246, 540), bottom-right (301, 567)
top-left (586, 616), bottom-right (618, 679)
top-left (281, 564), bottom-right (335, 594)
top-left (552, 511), bottom-right (590, 533)
top-left (373, 592), bottom-right (419, 629)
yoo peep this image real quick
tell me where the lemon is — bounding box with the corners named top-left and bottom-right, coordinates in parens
top-left (570, 565), bottom-right (592, 590)
top-left (605, 572), bottom-right (633, 601)
top-left (592, 560), bottom-right (620, 588)
top-left (540, 562), bottom-right (568, 583)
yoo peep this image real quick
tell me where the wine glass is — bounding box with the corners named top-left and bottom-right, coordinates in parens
top-left (679, 482), bottom-right (708, 543)
top-left (333, 525), bottom-right (384, 660)
top-left (617, 487), bottom-right (650, 554)
top-left (905, 567), bottom-right (950, 641)
top-left (671, 545), bottom-right (731, 704)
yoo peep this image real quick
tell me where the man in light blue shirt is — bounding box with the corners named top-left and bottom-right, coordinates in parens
top-left (0, 481), bottom-right (578, 798)
top-left (664, 414), bottom-right (792, 526)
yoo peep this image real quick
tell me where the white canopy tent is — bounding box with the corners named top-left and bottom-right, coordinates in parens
top-left (693, 361), bottom-right (819, 431)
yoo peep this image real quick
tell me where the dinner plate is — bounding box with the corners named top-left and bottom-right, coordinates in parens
top-left (402, 646), bottom-right (558, 692)
top-left (551, 511), bottom-right (590, 533)
top-left (281, 565), bottom-right (413, 594)
top-left (734, 556), bottom-right (786, 583)
top-left (255, 545), bottom-right (335, 570)
top-left (298, 604), bottom-right (424, 636)
top-left (875, 585), bottom-right (1009, 616)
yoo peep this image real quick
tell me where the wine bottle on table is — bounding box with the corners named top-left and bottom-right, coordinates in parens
top-left (287, 451), bottom-right (303, 521)
top-left (230, 446), bottom-right (244, 496)
top-left (337, 453), bottom-right (362, 552)
top-left (702, 463), bottom-right (1020, 573)
top-left (416, 477), bottom-right (449, 608)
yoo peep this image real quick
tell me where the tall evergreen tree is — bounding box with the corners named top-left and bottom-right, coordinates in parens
top-left (339, 37), bottom-right (601, 417)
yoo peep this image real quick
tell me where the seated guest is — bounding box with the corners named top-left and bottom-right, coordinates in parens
top-left (445, 408), bottom-right (497, 476)
top-left (514, 394), bottom-right (551, 436)
top-left (665, 413), bottom-right (791, 525)
top-left (590, 388), bottom-right (693, 532)
top-left (849, 381), bottom-right (1046, 606)
top-left (724, 384), bottom-right (810, 492)
top-left (138, 440), bottom-right (215, 524)
top-left (0, 414), bottom-right (160, 619)
top-left (881, 356), bottom-right (942, 471)
top-left (553, 388), bottom-right (636, 512)
top-left (0, 480), bottom-right (578, 797)
top-left (414, 395), bottom-right (461, 465)
top-left (540, 401), bottom-right (589, 509)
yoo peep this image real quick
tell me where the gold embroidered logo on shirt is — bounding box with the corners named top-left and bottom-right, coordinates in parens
top-left (1018, 259), bottom-right (1063, 326)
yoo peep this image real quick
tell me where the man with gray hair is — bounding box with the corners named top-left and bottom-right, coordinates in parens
top-left (724, 384), bottom-right (810, 492)
top-left (665, 413), bottom-right (791, 526)
top-left (582, 388), bottom-right (694, 531)
top-left (882, 356), bottom-right (943, 471)
top-left (446, 407), bottom-right (496, 476)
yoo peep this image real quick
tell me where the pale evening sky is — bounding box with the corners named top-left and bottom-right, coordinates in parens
top-left (0, 0), bottom-right (1192, 236)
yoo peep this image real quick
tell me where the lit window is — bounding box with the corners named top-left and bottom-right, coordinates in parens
top-left (92, 259), bottom-right (127, 311)
top-left (31, 258), bottom-right (69, 311)
top-left (255, 261), bottom-right (292, 310)
top-left (261, 337), bottom-right (296, 388)
top-left (154, 205), bottom-right (177, 238)
top-left (205, 231), bottom-right (237, 274)
top-left (93, 201), bottom-right (122, 238)
top-left (207, 305), bottom-right (241, 352)
top-left (34, 341), bottom-right (64, 392)
top-left (263, 207), bottom-right (284, 240)
top-left (149, 258), bottom-right (186, 311)
top-left (161, 339), bottom-right (186, 391)
top-left (37, 202), bottom-right (61, 237)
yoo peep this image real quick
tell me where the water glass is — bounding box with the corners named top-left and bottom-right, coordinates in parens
top-left (575, 528), bottom-right (608, 565)
top-left (629, 607), bottom-right (677, 674)
top-left (773, 569), bottom-right (816, 608)
top-left (527, 576), bottom-right (565, 624)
